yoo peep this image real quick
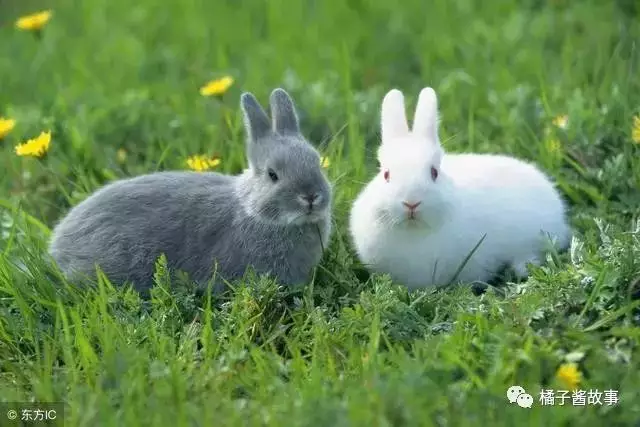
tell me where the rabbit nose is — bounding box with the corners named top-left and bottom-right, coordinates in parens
top-left (402, 201), bottom-right (422, 211)
top-left (298, 193), bottom-right (320, 208)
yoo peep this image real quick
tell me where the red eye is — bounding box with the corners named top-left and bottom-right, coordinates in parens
top-left (431, 167), bottom-right (438, 181)
top-left (383, 169), bottom-right (390, 182)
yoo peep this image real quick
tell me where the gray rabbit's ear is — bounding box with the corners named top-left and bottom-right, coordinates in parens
top-left (269, 88), bottom-right (300, 135)
top-left (240, 92), bottom-right (272, 141)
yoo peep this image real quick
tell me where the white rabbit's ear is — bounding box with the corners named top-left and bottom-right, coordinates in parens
top-left (381, 89), bottom-right (409, 142)
top-left (412, 87), bottom-right (439, 143)
top-left (269, 88), bottom-right (301, 135)
top-left (241, 92), bottom-right (272, 142)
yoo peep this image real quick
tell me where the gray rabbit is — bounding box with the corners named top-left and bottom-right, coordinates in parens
top-left (48, 88), bottom-right (333, 293)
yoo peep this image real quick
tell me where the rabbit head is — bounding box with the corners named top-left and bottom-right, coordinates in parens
top-left (373, 87), bottom-right (456, 230)
top-left (237, 88), bottom-right (332, 226)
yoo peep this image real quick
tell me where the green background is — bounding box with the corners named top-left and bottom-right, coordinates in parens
top-left (0, 0), bottom-right (639, 425)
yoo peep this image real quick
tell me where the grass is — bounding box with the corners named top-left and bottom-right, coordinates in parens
top-left (1, 0), bottom-right (639, 425)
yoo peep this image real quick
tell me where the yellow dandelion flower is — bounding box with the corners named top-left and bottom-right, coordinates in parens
top-left (116, 148), bottom-right (127, 163)
top-left (0, 118), bottom-right (16, 139)
top-left (15, 130), bottom-right (51, 157)
top-left (186, 155), bottom-right (221, 172)
top-left (320, 156), bottom-right (330, 168)
top-left (16, 10), bottom-right (52, 31)
top-left (632, 115), bottom-right (640, 144)
top-left (556, 362), bottom-right (582, 390)
top-left (200, 76), bottom-right (234, 97)
top-left (552, 114), bottom-right (568, 130)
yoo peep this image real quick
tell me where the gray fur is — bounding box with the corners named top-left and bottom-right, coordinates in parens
top-left (49, 88), bottom-right (332, 293)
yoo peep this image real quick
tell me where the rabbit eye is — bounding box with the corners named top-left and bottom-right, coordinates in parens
top-left (268, 168), bottom-right (279, 182)
top-left (383, 169), bottom-right (390, 182)
top-left (431, 167), bottom-right (438, 181)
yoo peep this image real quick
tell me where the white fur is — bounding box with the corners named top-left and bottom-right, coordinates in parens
top-left (349, 88), bottom-right (571, 290)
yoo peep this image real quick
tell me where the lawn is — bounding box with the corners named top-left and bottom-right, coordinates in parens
top-left (1, 0), bottom-right (639, 425)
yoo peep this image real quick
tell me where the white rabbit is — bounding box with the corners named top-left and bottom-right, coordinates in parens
top-left (349, 87), bottom-right (571, 290)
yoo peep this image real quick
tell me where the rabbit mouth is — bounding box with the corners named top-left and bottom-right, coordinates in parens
top-left (393, 212), bottom-right (431, 228)
top-left (287, 209), bottom-right (325, 225)
top-left (303, 210), bottom-right (326, 222)
top-left (377, 209), bottom-right (429, 229)
top-left (400, 216), bottom-right (428, 227)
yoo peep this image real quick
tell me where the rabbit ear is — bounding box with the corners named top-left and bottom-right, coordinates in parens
top-left (269, 88), bottom-right (301, 135)
top-left (381, 89), bottom-right (409, 142)
top-left (240, 92), bottom-right (272, 142)
top-left (412, 87), bottom-right (439, 142)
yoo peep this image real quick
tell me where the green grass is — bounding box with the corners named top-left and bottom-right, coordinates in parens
top-left (1, 0), bottom-right (639, 425)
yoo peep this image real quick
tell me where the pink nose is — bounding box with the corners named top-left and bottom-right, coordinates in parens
top-left (402, 201), bottom-right (422, 211)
